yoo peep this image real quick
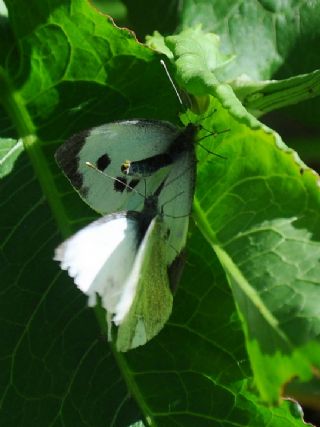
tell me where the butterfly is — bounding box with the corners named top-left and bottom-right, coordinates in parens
top-left (55, 119), bottom-right (197, 265)
top-left (54, 119), bottom-right (197, 350)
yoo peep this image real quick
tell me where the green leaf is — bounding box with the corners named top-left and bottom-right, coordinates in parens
top-left (0, 137), bottom-right (23, 177)
top-left (178, 1), bottom-right (320, 80)
top-left (177, 0), bottom-right (320, 130)
top-left (165, 26), bottom-right (233, 93)
top-left (0, 145), bottom-right (145, 425)
top-left (123, 228), bottom-right (308, 426)
top-left (122, 0), bottom-right (179, 40)
top-left (231, 69), bottom-right (320, 117)
top-left (166, 30), bottom-right (320, 403)
top-left (1, 0), bottom-right (319, 424)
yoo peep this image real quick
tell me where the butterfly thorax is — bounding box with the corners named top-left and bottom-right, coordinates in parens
top-left (167, 123), bottom-right (198, 158)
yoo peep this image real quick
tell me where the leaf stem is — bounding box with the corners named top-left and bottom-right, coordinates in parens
top-left (233, 69), bottom-right (320, 117)
top-left (0, 66), bottom-right (72, 237)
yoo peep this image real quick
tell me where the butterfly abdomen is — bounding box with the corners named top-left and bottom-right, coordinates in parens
top-left (121, 123), bottom-right (198, 179)
top-left (121, 153), bottom-right (172, 177)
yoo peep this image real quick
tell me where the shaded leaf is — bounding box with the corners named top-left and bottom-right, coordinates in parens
top-left (0, 0), bottom-right (319, 424)
top-left (0, 137), bottom-right (23, 177)
top-left (166, 29), bottom-right (320, 402)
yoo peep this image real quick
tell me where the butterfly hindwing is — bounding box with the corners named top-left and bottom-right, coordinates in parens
top-left (54, 213), bottom-right (142, 313)
top-left (55, 180), bottom-right (175, 351)
top-left (115, 216), bottom-right (173, 351)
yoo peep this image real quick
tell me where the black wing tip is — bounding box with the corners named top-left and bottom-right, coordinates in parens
top-left (55, 129), bottom-right (91, 190)
top-left (55, 129), bottom-right (90, 165)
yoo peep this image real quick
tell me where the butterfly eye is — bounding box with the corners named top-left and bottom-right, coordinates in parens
top-left (96, 154), bottom-right (111, 171)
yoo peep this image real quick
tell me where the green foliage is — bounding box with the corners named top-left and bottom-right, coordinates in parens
top-left (0, 0), bottom-right (319, 425)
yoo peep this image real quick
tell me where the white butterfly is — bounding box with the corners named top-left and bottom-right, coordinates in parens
top-left (54, 119), bottom-right (197, 350)
top-left (55, 119), bottom-right (197, 265)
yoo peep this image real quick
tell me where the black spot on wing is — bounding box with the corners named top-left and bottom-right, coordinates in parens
top-left (114, 177), bottom-right (140, 193)
top-left (55, 129), bottom-right (90, 190)
top-left (114, 176), bottom-right (127, 192)
top-left (127, 179), bottom-right (140, 192)
top-left (96, 154), bottom-right (111, 171)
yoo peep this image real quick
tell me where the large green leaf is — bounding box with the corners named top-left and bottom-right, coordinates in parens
top-left (0, 147), bottom-right (143, 426)
top-left (177, 0), bottom-right (320, 130)
top-left (0, 0), bottom-right (319, 425)
top-left (122, 0), bottom-right (179, 39)
top-left (124, 0), bottom-right (320, 127)
top-left (178, 0), bottom-right (320, 80)
top-left (165, 31), bottom-right (320, 403)
top-left (0, 147), bottom-right (308, 425)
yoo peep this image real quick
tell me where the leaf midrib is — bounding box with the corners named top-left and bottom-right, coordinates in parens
top-left (0, 66), bottom-right (73, 238)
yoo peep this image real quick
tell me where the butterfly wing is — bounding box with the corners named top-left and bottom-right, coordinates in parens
top-left (115, 216), bottom-right (173, 352)
top-left (157, 142), bottom-right (197, 267)
top-left (54, 119), bottom-right (197, 351)
top-left (106, 123), bottom-right (197, 268)
top-left (55, 120), bottom-right (181, 214)
top-left (54, 213), bottom-right (141, 313)
top-left (112, 145), bottom-right (196, 346)
top-left (54, 210), bottom-right (173, 352)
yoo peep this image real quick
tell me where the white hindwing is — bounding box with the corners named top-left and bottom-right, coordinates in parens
top-left (54, 214), bottom-right (139, 314)
top-left (54, 210), bottom-right (173, 351)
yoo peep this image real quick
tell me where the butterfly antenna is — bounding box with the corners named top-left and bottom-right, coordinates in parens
top-left (161, 65), bottom-right (229, 150)
top-left (160, 60), bottom-right (186, 109)
top-left (85, 161), bottom-right (145, 197)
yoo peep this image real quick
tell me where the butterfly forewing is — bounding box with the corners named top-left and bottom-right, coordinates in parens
top-left (55, 120), bottom-right (182, 214)
top-left (116, 123), bottom-right (197, 266)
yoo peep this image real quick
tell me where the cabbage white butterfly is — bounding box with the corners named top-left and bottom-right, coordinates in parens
top-left (54, 121), bottom-right (196, 350)
top-left (55, 119), bottom-right (196, 265)
top-left (54, 63), bottom-right (200, 350)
